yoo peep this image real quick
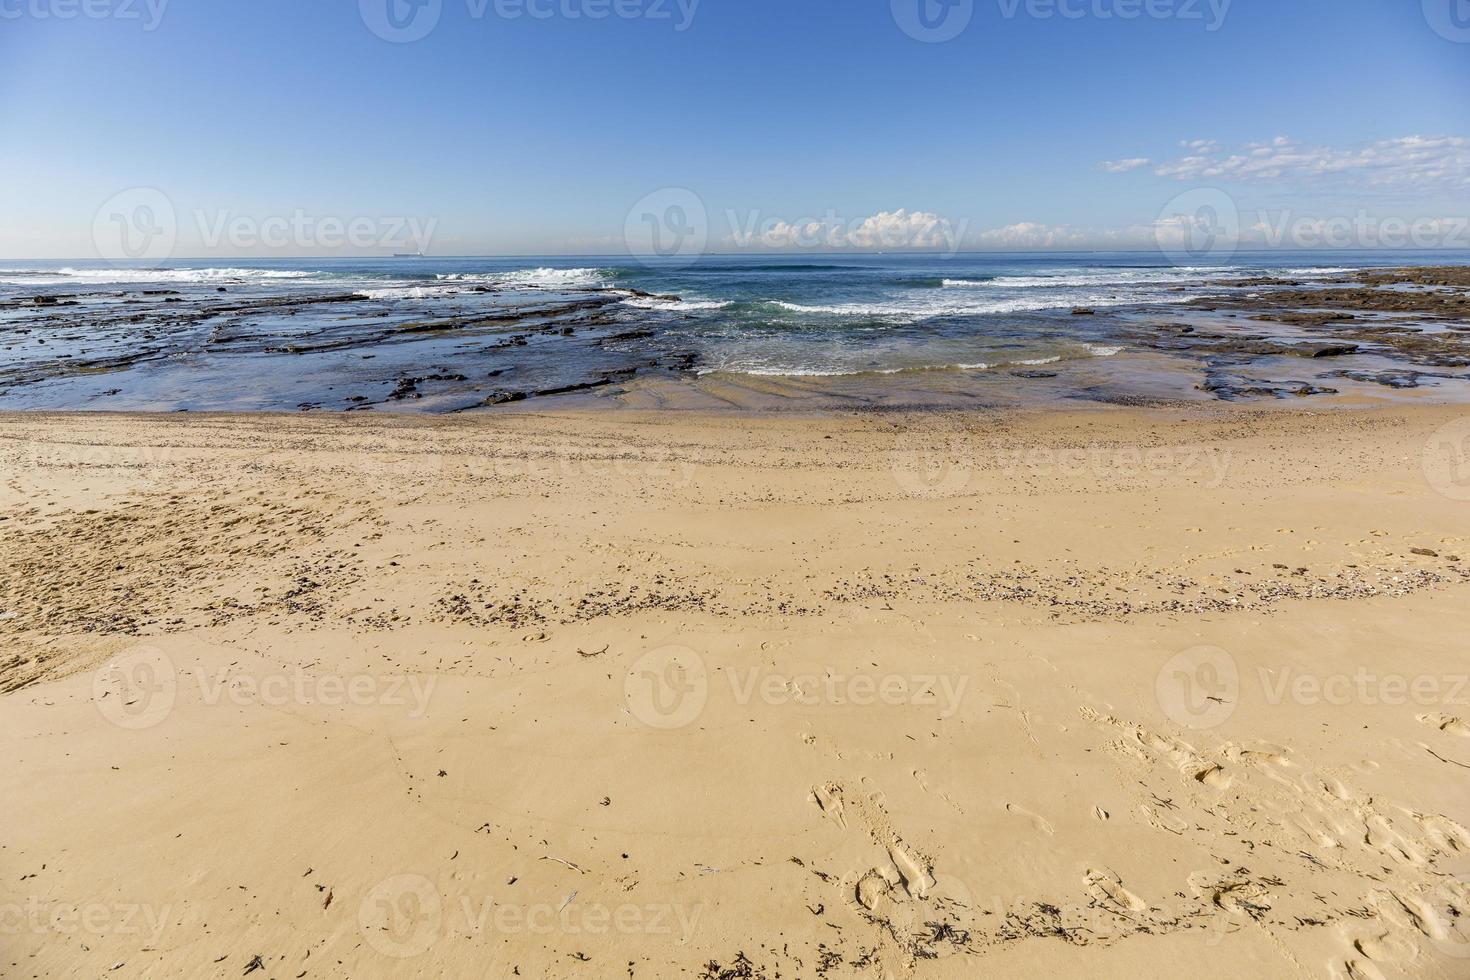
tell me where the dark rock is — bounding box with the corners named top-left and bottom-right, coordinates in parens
top-left (1199, 375), bottom-right (1340, 401)
top-left (534, 377), bottom-right (618, 397)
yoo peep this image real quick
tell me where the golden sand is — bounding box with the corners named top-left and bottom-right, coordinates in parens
top-left (3, 405), bottom-right (1469, 978)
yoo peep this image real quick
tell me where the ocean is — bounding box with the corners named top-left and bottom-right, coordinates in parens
top-left (1, 250), bottom-right (1467, 412)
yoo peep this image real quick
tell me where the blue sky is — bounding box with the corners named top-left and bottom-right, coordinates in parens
top-left (1, 0), bottom-right (1467, 257)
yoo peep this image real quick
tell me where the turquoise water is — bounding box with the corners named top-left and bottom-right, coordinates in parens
top-left (1, 251), bottom-right (1466, 411)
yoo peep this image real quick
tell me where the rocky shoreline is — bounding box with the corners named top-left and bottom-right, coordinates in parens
top-left (2, 265), bottom-right (1469, 411)
top-left (1116, 265), bottom-right (1470, 400)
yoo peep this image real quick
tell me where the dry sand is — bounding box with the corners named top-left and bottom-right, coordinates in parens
top-left (2, 404), bottom-right (1470, 979)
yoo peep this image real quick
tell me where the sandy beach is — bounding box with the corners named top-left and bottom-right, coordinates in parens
top-left (2, 403), bottom-right (1469, 978)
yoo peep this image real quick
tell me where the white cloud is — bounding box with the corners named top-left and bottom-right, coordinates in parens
top-left (1135, 135), bottom-right (1470, 188)
top-left (1099, 157), bottom-right (1151, 174)
top-left (725, 208), bottom-right (963, 250)
top-left (974, 222), bottom-right (1092, 248)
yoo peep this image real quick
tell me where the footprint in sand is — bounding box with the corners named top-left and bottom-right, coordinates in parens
top-left (1140, 803), bottom-right (1190, 836)
top-left (1225, 741), bottom-right (1292, 767)
top-left (1350, 930), bottom-right (1414, 964)
top-left (1338, 959), bottom-right (1387, 980)
top-left (812, 783), bottom-right (847, 829)
top-left (1364, 816), bottom-right (1427, 867)
top-left (1378, 891), bottom-right (1443, 941)
top-left (1005, 802), bottom-right (1055, 836)
top-left (1085, 867), bottom-right (1148, 916)
top-left (1410, 811), bottom-right (1470, 853)
top-left (1417, 713), bottom-right (1470, 737)
top-left (885, 842), bottom-right (935, 901)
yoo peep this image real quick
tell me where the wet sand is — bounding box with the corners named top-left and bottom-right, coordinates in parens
top-left (3, 403), bottom-right (1470, 978)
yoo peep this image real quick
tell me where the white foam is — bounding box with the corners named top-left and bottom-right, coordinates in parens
top-left (361, 285), bottom-right (456, 301)
top-left (1013, 356), bottom-right (1062, 366)
top-left (1, 266), bottom-right (320, 286)
top-left (976, 269), bottom-right (1239, 289)
top-left (620, 295), bottom-right (732, 312)
top-left (772, 291), bottom-right (1196, 320)
top-left (699, 360), bottom-right (998, 378)
top-left (492, 267), bottom-right (607, 290)
top-left (1087, 345), bottom-right (1125, 357)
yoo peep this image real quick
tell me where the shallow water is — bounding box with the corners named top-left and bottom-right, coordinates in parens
top-left (1, 251), bottom-right (1467, 413)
